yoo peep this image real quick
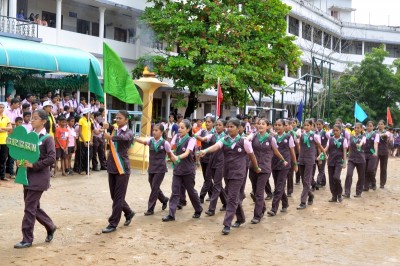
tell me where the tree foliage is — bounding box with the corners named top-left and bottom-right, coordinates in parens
top-left (134, 0), bottom-right (302, 117)
top-left (329, 46), bottom-right (400, 126)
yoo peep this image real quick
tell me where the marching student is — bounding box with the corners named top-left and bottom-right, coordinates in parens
top-left (92, 112), bottom-right (107, 171)
top-left (284, 119), bottom-right (299, 197)
top-left (247, 118), bottom-right (286, 223)
top-left (66, 116), bottom-right (76, 175)
top-left (199, 118), bottom-right (260, 235)
top-left (376, 120), bottom-right (390, 189)
top-left (291, 118), bottom-right (302, 185)
top-left (135, 124), bottom-right (171, 215)
top-left (344, 123), bottom-right (366, 198)
top-left (363, 121), bottom-right (379, 191)
top-left (194, 115), bottom-right (216, 203)
top-left (101, 110), bottom-right (135, 233)
top-left (323, 124), bottom-right (348, 203)
top-left (267, 119), bottom-right (297, 217)
top-left (14, 109), bottom-right (56, 249)
top-left (162, 119), bottom-right (203, 222)
top-left (297, 119), bottom-right (324, 210)
top-left (315, 119), bottom-right (330, 188)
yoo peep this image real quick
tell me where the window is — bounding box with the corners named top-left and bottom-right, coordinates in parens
top-left (301, 64), bottom-right (310, 80)
top-left (364, 42), bottom-right (381, 54)
top-left (331, 10), bottom-right (339, 19)
top-left (153, 41), bottom-right (164, 50)
top-left (302, 23), bottom-right (312, 41)
top-left (77, 19), bottom-right (90, 34)
top-left (341, 40), bottom-right (362, 55)
top-left (92, 22), bottom-right (99, 37)
top-left (386, 44), bottom-right (400, 58)
top-left (332, 36), bottom-right (340, 52)
top-left (114, 27), bottom-right (127, 42)
top-left (288, 16), bottom-right (299, 36)
top-left (42, 11), bottom-right (58, 28)
top-left (313, 28), bottom-right (322, 45)
top-left (323, 32), bottom-right (331, 49)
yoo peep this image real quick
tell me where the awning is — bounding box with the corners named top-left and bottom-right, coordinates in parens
top-left (0, 36), bottom-right (101, 76)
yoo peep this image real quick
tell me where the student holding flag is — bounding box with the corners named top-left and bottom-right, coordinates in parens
top-left (101, 110), bottom-right (135, 233)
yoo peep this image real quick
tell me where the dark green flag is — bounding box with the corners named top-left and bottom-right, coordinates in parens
top-left (89, 60), bottom-right (104, 103)
top-left (103, 43), bottom-right (143, 104)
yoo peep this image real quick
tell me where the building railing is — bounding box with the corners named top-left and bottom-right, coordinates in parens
top-left (0, 15), bottom-right (38, 39)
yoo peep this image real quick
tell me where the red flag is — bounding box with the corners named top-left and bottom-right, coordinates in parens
top-left (216, 78), bottom-right (223, 117)
top-left (387, 107), bottom-right (393, 125)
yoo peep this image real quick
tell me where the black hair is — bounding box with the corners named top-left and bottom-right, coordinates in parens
top-left (64, 105), bottom-right (70, 111)
top-left (378, 120), bottom-right (386, 125)
top-left (153, 123), bottom-right (167, 139)
top-left (275, 118), bottom-right (284, 125)
top-left (118, 110), bottom-right (129, 119)
top-left (180, 119), bottom-right (193, 137)
top-left (176, 114), bottom-right (183, 120)
top-left (227, 118), bottom-right (241, 128)
top-left (51, 94), bottom-right (58, 100)
top-left (216, 118), bottom-right (227, 126)
top-left (34, 109), bottom-right (48, 121)
top-left (333, 123), bottom-right (342, 131)
top-left (93, 111), bottom-right (102, 118)
top-left (22, 103), bottom-right (30, 109)
top-left (205, 116), bottom-right (215, 123)
top-left (304, 119), bottom-right (313, 126)
top-left (10, 98), bottom-right (19, 105)
top-left (80, 97), bottom-right (86, 102)
top-left (23, 111), bottom-right (31, 118)
top-left (225, 116), bottom-right (231, 120)
top-left (98, 107), bottom-right (105, 114)
top-left (366, 120), bottom-right (374, 126)
top-left (15, 117), bottom-right (23, 123)
top-left (67, 116), bottom-right (75, 122)
top-left (317, 119), bottom-right (324, 124)
top-left (354, 122), bottom-right (363, 129)
top-left (259, 118), bottom-right (270, 125)
top-left (57, 115), bottom-right (67, 122)
top-left (5, 93), bottom-right (11, 99)
top-left (63, 92), bottom-right (70, 97)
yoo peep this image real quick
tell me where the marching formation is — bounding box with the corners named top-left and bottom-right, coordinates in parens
top-left (5, 95), bottom-right (392, 247)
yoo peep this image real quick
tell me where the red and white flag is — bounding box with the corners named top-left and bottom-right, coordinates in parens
top-left (387, 107), bottom-right (393, 125)
top-left (216, 78), bottom-right (223, 117)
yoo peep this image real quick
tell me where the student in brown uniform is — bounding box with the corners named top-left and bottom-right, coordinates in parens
top-left (323, 124), bottom-right (348, 203)
top-left (102, 110), bottom-right (135, 233)
top-left (344, 123), bottom-right (366, 198)
top-left (363, 121), bottom-right (379, 191)
top-left (376, 120), bottom-right (390, 189)
top-left (196, 118), bottom-right (227, 216)
top-left (135, 124), bottom-right (171, 215)
top-left (200, 118), bottom-right (260, 235)
top-left (248, 118), bottom-right (288, 223)
top-left (267, 119), bottom-right (297, 217)
top-left (297, 119), bottom-right (324, 209)
top-left (14, 109), bottom-right (57, 249)
top-left (162, 119), bottom-right (203, 222)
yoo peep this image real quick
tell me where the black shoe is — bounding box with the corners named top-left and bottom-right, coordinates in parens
top-left (205, 210), bottom-right (215, 216)
top-left (205, 197), bottom-right (211, 202)
top-left (287, 193), bottom-right (292, 197)
top-left (102, 225), bottom-right (116, 233)
top-left (338, 195), bottom-right (343, 203)
top-left (144, 210), bottom-right (154, 216)
top-left (354, 194), bottom-right (362, 198)
top-left (220, 205), bottom-right (226, 211)
top-left (307, 194), bottom-right (314, 205)
top-left (200, 197), bottom-right (204, 204)
top-left (297, 203), bottom-right (306, 209)
top-left (380, 185), bottom-right (384, 189)
top-left (162, 215), bottom-right (175, 222)
top-left (177, 204), bottom-right (183, 210)
top-left (14, 242), bottom-right (32, 249)
top-left (281, 207), bottom-right (288, 213)
top-left (251, 218), bottom-right (260, 224)
top-left (250, 192), bottom-right (256, 202)
top-left (295, 182), bottom-right (300, 185)
top-left (222, 226), bottom-right (230, 235)
top-left (328, 196), bottom-right (337, 202)
top-left (265, 195), bottom-right (273, 200)
top-left (363, 188), bottom-right (369, 192)
top-left (192, 210), bottom-right (202, 219)
top-left (100, 167), bottom-right (107, 170)
top-left (372, 186), bottom-right (377, 191)
top-left (342, 194), bottom-right (350, 198)
top-left (0, 177), bottom-right (9, 181)
top-left (162, 198), bottom-right (169, 210)
top-left (124, 211), bottom-right (135, 226)
top-left (267, 210), bottom-right (276, 217)
top-left (232, 220), bottom-right (245, 228)
top-left (45, 227), bottom-right (56, 242)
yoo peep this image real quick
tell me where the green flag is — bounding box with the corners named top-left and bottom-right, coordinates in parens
top-left (103, 43), bottom-right (143, 104)
top-left (89, 60), bottom-right (104, 103)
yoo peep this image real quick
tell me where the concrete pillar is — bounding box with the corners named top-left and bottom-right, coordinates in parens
top-left (362, 41), bottom-right (365, 55)
top-left (165, 92), bottom-right (171, 119)
top-left (2, 0), bottom-right (8, 17)
top-left (8, 0), bottom-right (17, 18)
top-left (99, 6), bottom-right (106, 38)
top-left (299, 20), bottom-right (303, 38)
top-left (56, 0), bottom-right (62, 44)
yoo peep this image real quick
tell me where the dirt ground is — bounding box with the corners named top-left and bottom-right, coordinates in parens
top-left (0, 158), bottom-right (399, 266)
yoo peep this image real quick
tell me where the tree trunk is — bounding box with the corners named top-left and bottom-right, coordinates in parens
top-left (184, 91), bottom-right (198, 119)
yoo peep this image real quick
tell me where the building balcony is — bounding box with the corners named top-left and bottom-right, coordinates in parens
top-left (0, 15), bottom-right (40, 41)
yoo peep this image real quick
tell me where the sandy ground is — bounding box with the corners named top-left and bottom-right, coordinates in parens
top-left (0, 158), bottom-right (400, 266)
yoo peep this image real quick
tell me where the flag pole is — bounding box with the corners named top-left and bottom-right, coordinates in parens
top-left (87, 61), bottom-right (91, 177)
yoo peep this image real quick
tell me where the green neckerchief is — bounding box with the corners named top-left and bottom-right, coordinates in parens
top-left (207, 128), bottom-right (215, 135)
top-left (257, 132), bottom-right (269, 144)
top-left (215, 131), bottom-right (226, 142)
top-left (113, 130), bottom-right (126, 170)
top-left (377, 130), bottom-right (387, 141)
top-left (319, 130), bottom-right (325, 137)
top-left (366, 131), bottom-right (374, 140)
top-left (303, 131), bottom-right (314, 148)
top-left (352, 134), bottom-right (362, 151)
top-left (276, 133), bottom-right (287, 144)
top-left (176, 134), bottom-right (190, 151)
top-left (291, 130), bottom-right (297, 140)
top-left (332, 136), bottom-right (342, 148)
top-left (221, 134), bottom-right (241, 148)
top-left (241, 132), bottom-right (246, 137)
top-left (151, 137), bottom-right (164, 152)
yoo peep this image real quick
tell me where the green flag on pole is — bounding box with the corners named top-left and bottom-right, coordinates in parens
top-left (103, 43), bottom-right (143, 105)
top-left (89, 60), bottom-right (104, 103)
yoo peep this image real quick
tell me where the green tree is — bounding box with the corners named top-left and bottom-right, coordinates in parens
top-left (330, 46), bottom-right (400, 125)
top-left (134, 0), bottom-right (302, 117)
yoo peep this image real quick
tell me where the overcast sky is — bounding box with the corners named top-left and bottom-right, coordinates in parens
top-left (352, 0), bottom-right (400, 26)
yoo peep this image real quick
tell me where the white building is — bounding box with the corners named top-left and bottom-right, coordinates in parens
top-left (1, 0), bottom-right (399, 120)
